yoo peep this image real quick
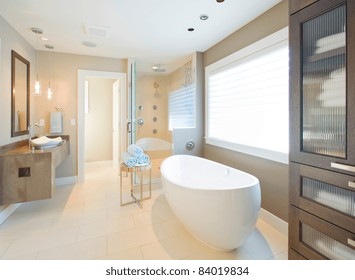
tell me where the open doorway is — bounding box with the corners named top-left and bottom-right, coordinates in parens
top-left (77, 70), bottom-right (126, 182)
top-left (84, 78), bottom-right (119, 165)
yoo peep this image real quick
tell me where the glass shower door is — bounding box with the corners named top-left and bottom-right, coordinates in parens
top-left (127, 59), bottom-right (136, 146)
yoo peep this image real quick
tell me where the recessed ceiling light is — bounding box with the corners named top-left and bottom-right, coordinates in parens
top-left (31, 27), bottom-right (43, 35)
top-left (41, 37), bottom-right (49, 41)
top-left (82, 41), bottom-right (97, 48)
top-left (200, 14), bottom-right (209, 20)
top-left (187, 28), bottom-right (195, 32)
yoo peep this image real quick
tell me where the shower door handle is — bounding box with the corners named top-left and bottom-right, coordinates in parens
top-left (127, 122), bottom-right (132, 133)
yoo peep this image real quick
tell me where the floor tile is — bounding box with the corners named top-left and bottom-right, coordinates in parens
top-left (0, 161), bottom-right (288, 260)
top-left (99, 247), bottom-right (143, 260)
top-left (107, 224), bottom-right (168, 255)
top-left (37, 236), bottom-right (107, 260)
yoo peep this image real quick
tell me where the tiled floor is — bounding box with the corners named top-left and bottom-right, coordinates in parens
top-left (0, 161), bottom-right (288, 260)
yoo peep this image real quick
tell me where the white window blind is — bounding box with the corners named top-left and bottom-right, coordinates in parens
top-left (168, 84), bottom-right (195, 130)
top-left (206, 27), bottom-right (289, 163)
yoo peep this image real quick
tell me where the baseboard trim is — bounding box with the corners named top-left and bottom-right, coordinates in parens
top-left (0, 203), bottom-right (21, 225)
top-left (259, 208), bottom-right (288, 236)
top-left (55, 176), bottom-right (77, 186)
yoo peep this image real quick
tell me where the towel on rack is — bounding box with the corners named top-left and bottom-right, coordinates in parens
top-left (127, 144), bottom-right (143, 157)
top-left (122, 152), bottom-right (138, 167)
top-left (136, 153), bottom-right (150, 165)
top-left (50, 111), bottom-right (63, 134)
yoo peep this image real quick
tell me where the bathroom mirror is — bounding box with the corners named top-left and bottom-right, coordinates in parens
top-left (11, 50), bottom-right (30, 137)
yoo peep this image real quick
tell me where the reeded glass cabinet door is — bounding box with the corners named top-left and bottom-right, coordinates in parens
top-left (301, 4), bottom-right (346, 158)
top-left (290, 0), bottom-right (355, 172)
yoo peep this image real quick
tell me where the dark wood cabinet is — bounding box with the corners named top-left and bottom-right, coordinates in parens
top-left (289, 0), bottom-right (355, 259)
top-left (289, 0), bottom-right (318, 15)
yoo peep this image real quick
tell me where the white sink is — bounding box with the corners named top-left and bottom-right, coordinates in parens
top-left (30, 136), bottom-right (63, 149)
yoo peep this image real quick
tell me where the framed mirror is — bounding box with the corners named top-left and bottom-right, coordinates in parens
top-left (11, 50), bottom-right (30, 137)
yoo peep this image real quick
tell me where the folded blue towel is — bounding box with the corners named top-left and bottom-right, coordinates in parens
top-left (127, 144), bottom-right (143, 157)
top-left (137, 153), bottom-right (150, 165)
top-left (122, 152), bottom-right (138, 167)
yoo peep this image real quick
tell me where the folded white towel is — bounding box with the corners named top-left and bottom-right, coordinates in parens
top-left (122, 152), bottom-right (138, 167)
top-left (127, 144), bottom-right (143, 157)
top-left (316, 32), bottom-right (345, 48)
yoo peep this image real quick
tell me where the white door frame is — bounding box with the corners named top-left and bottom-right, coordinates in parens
top-left (112, 80), bottom-right (120, 172)
top-left (77, 70), bottom-right (126, 182)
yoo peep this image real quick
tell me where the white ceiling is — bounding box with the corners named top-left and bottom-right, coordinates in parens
top-left (0, 0), bottom-right (282, 74)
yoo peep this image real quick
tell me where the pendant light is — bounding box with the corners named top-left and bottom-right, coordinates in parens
top-left (45, 44), bottom-right (54, 100)
top-left (47, 83), bottom-right (53, 100)
top-left (31, 27), bottom-right (43, 96)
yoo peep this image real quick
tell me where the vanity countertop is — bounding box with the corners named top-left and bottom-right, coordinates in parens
top-left (1, 139), bottom-right (68, 156)
top-left (0, 135), bottom-right (70, 157)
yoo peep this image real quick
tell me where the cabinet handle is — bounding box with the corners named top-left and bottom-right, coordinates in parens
top-left (349, 181), bottom-right (355, 189)
top-left (331, 162), bottom-right (355, 173)
top-left (348, 238), bottom-right (355, 248)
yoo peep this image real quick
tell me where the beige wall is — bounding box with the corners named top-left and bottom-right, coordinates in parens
top-left (0, 15), bottom-right (36, 146)
top-left (85, 78), bottom-right (116, 162)
top-left (33, 52), bottom-right (126, 177)
top-left (0, 16), bottom-right (37, 213)
top-left (203, 0), bottom-right (289, 222)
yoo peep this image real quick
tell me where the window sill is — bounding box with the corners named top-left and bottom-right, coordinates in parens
top-left (206, 137), bottom-right (289, 164)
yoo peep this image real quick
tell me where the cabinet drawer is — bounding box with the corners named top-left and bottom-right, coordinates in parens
top-left (290, 206), bottom-right (355, 259)
top-left (290, 162), bottom-right (355, 233)
top-left (289, 248), bottom-right (307, 260)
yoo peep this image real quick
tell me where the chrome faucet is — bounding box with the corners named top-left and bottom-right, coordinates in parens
top-left (28, 123), bottom-right (40, 149)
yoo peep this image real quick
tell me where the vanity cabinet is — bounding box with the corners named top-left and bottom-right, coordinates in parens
top-left (289, 0), bottom-right (355, 259)
top-left (0, 137), bottom-right (69, 205)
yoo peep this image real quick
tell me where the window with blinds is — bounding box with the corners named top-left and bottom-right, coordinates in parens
top-left (205, 27), bottom-right (289, 163)
top-left (168, 84), bottom-right (195, 130)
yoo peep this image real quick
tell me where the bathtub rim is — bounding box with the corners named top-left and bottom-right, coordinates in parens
top-left (160, 154), bottom-right (260, 191)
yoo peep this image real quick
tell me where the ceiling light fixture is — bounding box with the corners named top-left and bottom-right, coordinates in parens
top-left (31, 27), bottom-right (43, 96)
top-left (200, 14), bottom-right (209, 20)
top-left (45, 44), bottom-right (54, 50)
top-left (82, 41), bottom-right (97, 48)
top-left (152, 64), bottom-right (166, 73)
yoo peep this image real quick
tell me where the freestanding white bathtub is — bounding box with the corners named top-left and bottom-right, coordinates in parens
top-left (160, 155), bottom-right (261, 251)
